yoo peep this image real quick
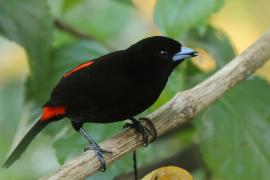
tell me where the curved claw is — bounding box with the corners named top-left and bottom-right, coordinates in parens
top-left (96, 151), bottom-right (106, 172)
top-left (124, 118), bottom-right (156, 147)
top-left (123, 123), bottom-right (132, 129)
top-left (139, 125), bottom-right (149, 147)
top-left (139, 117), bottom-right (157, 143)
top-left (84, 144), bottom-right (112, 172)
top-left (124, 122), bottom-right (148, 145)
top-left (78, 127), bottom-right (112, 172)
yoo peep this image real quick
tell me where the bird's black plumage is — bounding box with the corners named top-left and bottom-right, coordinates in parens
top-left (3, 36), bottom-right (197, 168)
top-left (47, 36), bottom-right (184, 123)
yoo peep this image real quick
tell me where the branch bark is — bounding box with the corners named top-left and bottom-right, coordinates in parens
top-left (41, 30), bottom-right (270, 180)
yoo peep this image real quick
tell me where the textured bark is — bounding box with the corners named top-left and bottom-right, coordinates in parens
top-left (41, 30), bottom-right (270, 180)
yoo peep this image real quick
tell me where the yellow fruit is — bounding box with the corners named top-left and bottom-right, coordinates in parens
top-left (142, 166), bottom-right (193, 180)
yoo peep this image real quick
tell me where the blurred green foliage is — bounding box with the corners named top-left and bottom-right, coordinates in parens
top-left (0, 0), bottom-right (53, 105)
top-left (0, 0), bottom-right (269, 179)
top-left (198, 78), bottom-right (270, 180)
top-left (183, 25), bottom-right (235, 68)
top-left (154, 0), bottom-right (224, 38)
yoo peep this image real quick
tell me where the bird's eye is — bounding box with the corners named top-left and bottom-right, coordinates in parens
top-left (158, 50), bottom-right (168, 59)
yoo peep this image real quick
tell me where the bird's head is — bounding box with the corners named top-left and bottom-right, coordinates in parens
top-left (126, 36), bottom-right (198, 71)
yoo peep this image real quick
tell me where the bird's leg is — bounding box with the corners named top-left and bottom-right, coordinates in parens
top-left (79, 127), bottom-right (112, 171)
top-left (124, 117), bottom-right (157, 147)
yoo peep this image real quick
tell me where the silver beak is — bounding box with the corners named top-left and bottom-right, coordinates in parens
top-left (172, 47), bottom-right (198, 61)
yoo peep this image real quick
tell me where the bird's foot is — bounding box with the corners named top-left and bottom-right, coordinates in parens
top-left (84, 144), bottom-right (112, 171)
top-left (84, 144), bottom-right (112, 154)
top-left (124, 117), bottom-right (157, 147)
top-left (78, 127), bottom-right (112, 171)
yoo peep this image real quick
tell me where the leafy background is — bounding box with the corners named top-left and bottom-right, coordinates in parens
top-left (0, 0), bottom-right (270, 179)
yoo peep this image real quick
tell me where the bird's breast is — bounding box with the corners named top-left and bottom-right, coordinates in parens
top-left (117, 71), bottom-right (169, 117)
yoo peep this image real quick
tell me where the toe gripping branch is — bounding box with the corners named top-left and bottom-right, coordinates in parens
top-left (78, 118), bottom-right (157, 174)
top-left (124, 117), bottom-right (157, 180)
top-left (124, 117), bottom-right (157, 147)
top-left (79, 127), bottom-right (112, 172)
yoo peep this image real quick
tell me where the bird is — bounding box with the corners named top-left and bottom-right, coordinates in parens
top-left (3, 36), bottom-right (197, 170)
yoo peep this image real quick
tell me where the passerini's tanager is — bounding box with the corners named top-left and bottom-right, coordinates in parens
top-left (3, 36), bottom-right (197, 170)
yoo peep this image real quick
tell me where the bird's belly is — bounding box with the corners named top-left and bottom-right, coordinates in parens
top-left (81, 78), bottom-right (167, 123)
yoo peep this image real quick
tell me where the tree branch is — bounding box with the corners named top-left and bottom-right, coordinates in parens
top-left (41, 30), bottom-right (270, 180)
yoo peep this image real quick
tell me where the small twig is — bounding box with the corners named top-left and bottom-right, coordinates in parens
top-left (114, 144), bottom-right (203, 180)
top-left (41, 30), bottom-right (270, 180)
top-left (53, 18), bottom-right (114, 51)
top-left (132, 151), bottom-right (138, 180)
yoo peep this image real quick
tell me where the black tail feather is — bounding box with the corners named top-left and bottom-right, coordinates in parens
top-left (3, 120), bottom-right (49, 168)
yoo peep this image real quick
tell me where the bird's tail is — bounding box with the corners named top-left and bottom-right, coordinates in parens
top-left (2, 120), bottom-right (49, 168)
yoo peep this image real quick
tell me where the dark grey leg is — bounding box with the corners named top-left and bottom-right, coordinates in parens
top-left (79, 127), bottom-right (112, 171)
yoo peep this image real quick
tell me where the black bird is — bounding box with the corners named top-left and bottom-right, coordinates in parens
top-left (3, 36), bottom-right (197, 170)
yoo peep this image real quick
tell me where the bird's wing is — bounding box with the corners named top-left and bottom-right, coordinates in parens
top-left (45, 51), bottom-right (133, 109)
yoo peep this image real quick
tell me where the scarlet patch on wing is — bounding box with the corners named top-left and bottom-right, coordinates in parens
top-left (64, 61), bottom-right (94, 78)
top-left (40, 106), bottom-right (66, 121)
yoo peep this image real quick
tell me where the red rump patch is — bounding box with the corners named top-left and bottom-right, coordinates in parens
top-left (40, 106), bottom-right (66, 121)
top-left (64, 61), bottom-right (94, 78)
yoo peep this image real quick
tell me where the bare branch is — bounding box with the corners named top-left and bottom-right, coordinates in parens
top-left (41, 30), bottom-right (270, 180)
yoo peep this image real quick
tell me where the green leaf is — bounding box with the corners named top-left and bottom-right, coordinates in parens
top-left (113, 0), bottom-right (134, 7)
top-left (61, 0), bottom-right (134, 42)
top-left (183, 26), bottom-right (235, 69)
top-left (0, 0), bottom-right (53, 105)
top-left (62, 0), bottom-right (83, 12)
top-left (154, 0), bottom-right (224, 38)
top-left (0, 80), bottom-right (23, 156)
top-left (198, 78), bottom-right (270, 180)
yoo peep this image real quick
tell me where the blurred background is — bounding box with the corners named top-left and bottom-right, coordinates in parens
top-left (0, 0), bottom-right (269, 179)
